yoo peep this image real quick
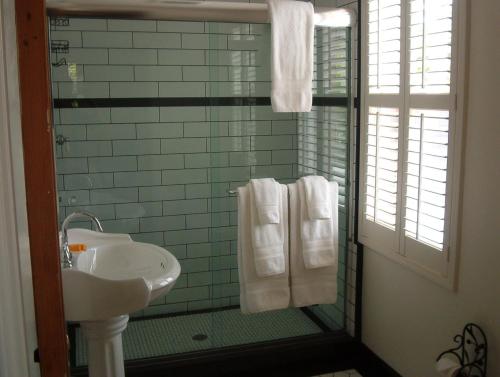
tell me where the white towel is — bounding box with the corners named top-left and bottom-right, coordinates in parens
top-left (249, 182), bottom-right (286, 277)
top-left (250, 178), bottom-right (280, 224)
top-left (237, 185), bottom-right (290, 314)
top-left (301, 175), bottom-right (331, 219)
top-left (267, 0), bottom-right (314, 112)
top-left (298, 179), bottom-right (338, 268)
top-left (288, 183), bottom-right (338, 307)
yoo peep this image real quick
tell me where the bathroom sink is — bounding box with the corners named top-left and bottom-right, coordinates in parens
top-left (62, 229), bottom-right (181, 322)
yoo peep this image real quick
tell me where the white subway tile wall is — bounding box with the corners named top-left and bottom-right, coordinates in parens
top-left (51, 15), bottom-right (352, 326)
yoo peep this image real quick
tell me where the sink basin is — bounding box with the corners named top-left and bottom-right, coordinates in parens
top-left (60, 228), bottom-right (181, 377)
top-left (62, 229), bottom-right (181, 322)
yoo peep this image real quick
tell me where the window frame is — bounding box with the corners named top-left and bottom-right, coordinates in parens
top-left (359, 0), bottom-right (468, 289)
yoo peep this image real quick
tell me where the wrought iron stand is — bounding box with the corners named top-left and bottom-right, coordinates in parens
top-left (436, 323), bottom-right (487, 377)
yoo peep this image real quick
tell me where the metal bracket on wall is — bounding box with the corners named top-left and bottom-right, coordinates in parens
top-left (51, 40), bottom-right (70, 54)
top-left (436, 323), bottom-right (488, 377)
top-left (52, 57), bottom-right (67, 67)
top-left (49, 16), bottom-right (69, 27)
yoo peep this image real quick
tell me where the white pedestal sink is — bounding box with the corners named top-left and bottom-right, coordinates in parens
top-left (61, 229), bottom-right (181, 377)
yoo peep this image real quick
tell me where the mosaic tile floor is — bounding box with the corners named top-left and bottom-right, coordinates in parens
top-left (74, 308), bottom-right (323, 366)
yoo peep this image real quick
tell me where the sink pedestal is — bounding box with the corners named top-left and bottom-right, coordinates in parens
top-left (81, 315), bottom-right (129, 377)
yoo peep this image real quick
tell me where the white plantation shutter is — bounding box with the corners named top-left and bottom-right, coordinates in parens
top-left (368, 0), bottom-right (401, 94)
top-left (365, 107), bottom-right (399, 230)
top-left (409, 0), bottom-right (453, 94)
top-left (404, 109), bottom-right (449, 251)
top-left (360, 0), bottom-right (403, 254)
top-left (361, 0), bottom-right (464, 284)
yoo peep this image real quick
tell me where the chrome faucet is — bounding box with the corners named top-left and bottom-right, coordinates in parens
top-left (61, 211), bottom-right (103, 268)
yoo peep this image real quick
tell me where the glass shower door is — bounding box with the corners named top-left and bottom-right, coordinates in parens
top-left (297, 26), bottom-right (351, 331)
top-left (49, 15), bottom-right (352, 368)
top-left (206, 21), bottom-right (352, 348)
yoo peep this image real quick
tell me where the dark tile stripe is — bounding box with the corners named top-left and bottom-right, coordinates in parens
top-left (53, 96), bottom-right (348, 108)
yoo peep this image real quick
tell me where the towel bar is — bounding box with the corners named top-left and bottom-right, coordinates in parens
top-left (227, 175), bottom-right (327, 196)
top-left (46, 0), bottom-right (355, 26)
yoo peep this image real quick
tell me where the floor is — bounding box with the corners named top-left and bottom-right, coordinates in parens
top-left (72, 308), bottom-right (324, 367)
top-left (315, 371), bottom-right (362, 377)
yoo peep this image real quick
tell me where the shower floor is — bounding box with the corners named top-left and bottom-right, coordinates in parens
top-left (71, 307), bottom-right (327, 367)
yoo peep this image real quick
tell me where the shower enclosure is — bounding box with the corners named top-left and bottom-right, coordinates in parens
top-left (48, 5), bottom-right (355, 374)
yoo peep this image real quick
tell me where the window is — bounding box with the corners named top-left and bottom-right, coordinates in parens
top-left (359, 0), bottom-right (466, 287)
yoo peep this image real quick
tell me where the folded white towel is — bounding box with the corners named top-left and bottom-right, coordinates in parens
top-left (249, 182), bottom-right (286, 277)
top-left (267, 0), bottom-right (314, 112)
top-left (237, 185), bottom-right (290, 314)
top-left (250, 178), bottom-right (280, 224)
top-left (299, 179), bottom-right (338, 269)
top-left (301, 175), bottom-right (331, 219)
top-left (288, 183), bottom-right (338, 307)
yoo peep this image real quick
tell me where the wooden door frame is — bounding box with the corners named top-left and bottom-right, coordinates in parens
top-left (14, 0), bottom-right (69, 375)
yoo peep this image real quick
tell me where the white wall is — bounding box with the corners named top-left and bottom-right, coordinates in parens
top-left (0, 0), bottom-right (39, 376)
top-left (361, 0), bottom-right (500, 376)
